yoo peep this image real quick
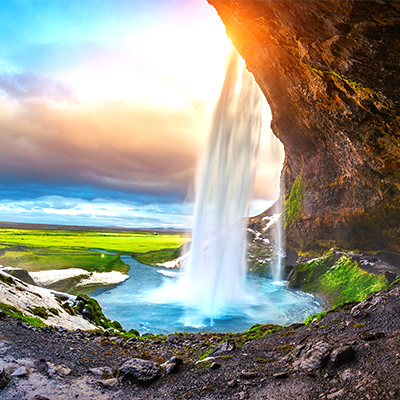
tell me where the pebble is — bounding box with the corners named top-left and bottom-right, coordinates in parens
top-left (11, 366), bottom-right (30, 377)
top-left (88, 367), bottom-right (113, 379)
top-left (273, 371), bottom-right (289, 379)
top-left (210, 362), bottom-right (220, 370)
top-left (240, 370), bottom-right (258, 379)
top-left (227, 379), bottom-right (237, 387)
top-left (327, 388), bottom-right (346, 399)
top-left (99, 378), bottom-right (119, 388)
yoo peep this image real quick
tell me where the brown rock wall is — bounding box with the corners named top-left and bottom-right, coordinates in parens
top-left (208, 0), bottom-right (400, 254)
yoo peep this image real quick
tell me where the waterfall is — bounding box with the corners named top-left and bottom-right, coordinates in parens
top-left (273, 206), bottom-right (284, 282)
top-left (180, 48), bottom-right (263, 315)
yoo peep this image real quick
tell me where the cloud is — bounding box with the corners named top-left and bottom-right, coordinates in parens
top-left (0, 195), bottom-right (192, 228)
top-left (0, 72), bottom-right (76, 101)
top-left (0, 94), bottom-right (208, 200)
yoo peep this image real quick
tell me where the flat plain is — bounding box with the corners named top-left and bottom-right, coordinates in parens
top-left (0, 225), bottom-right (187, 272)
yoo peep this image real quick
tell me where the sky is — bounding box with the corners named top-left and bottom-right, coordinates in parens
top-left (0, 0), bottom-right (284, 229)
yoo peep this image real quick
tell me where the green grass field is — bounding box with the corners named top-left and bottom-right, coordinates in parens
top-left (0, 229), bottom-right (185, 253)
top-left (0, 228), bottom-right (187, 272)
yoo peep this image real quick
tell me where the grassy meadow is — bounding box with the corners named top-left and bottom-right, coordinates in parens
top-left (0, 228), bottom-right (187, 273)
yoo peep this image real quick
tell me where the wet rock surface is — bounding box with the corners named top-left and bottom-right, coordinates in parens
top-left (1, 282), bottom-right (400, 398)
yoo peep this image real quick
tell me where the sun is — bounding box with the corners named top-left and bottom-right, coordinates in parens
top-left (64, 9), bottom-right (232, 110)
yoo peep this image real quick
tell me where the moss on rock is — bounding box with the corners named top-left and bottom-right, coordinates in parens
top-left (289, 251), bottom-right (389, 307)
top-left (282, 176), bottom-right (304, 228)
top-left (31, 306), bottom-right (49, 319)
top-left (0, 302), bottom-right (46, 327)
top-left (74, 294), bottom-right (124, 333)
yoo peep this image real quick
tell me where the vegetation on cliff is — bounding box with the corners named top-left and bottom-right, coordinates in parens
top-left (288, 250), bottom-right (390, 307)
top-left (282, 176), bottom-right (304, 229)
top-left (209, 0), bottom-right (400, 255)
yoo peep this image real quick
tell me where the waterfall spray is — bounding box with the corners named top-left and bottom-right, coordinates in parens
top-left (180, 49), bottom-right (263, 315)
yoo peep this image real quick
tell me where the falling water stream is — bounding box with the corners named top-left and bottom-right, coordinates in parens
top-left (93, 50), bottom-right (321, 333)
top-left (179, 49), bottom-right (263, 315)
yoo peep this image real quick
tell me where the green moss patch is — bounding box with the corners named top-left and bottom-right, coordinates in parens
top-left (0, 302), bottom-right (46, 327)
top-left (0, 273), bottom-right (14, 285)
top-left (74, 294), bottom-right (124, 333)
top-left (289, 252), bottom-right (389, 307)
top-left (30, 306), bottom-right (49, 319)
top-left (282, 176), bottom-right (304, 228)
top-left (315, 255), bottom-right (388, 306)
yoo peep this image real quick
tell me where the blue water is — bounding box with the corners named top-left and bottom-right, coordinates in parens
top-left (92, 256), bottom-right (321, 335)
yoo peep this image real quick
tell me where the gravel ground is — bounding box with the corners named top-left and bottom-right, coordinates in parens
top-left (1, 281), bottom-right (400, 399)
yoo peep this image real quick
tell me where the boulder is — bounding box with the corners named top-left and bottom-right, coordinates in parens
top-left (2, 268), bottom-right (36, 286)
top-left (209, 339), bottom-right (236, 357)
top-left (294, 341), bottom-right (331, 370)
top-left (331, 345), bottom-right (356, 367)
top-left (161, 356), bottom-right (183, 375)
top-left (119, 358), bottom-right (160, 384)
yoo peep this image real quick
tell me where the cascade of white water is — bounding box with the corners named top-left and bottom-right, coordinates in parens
top-left (273, 205), bottom-right (283, 282)
top-left (180, 49), bottom-right (263, 315)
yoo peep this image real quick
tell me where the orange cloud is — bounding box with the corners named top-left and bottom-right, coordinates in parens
top-left (0, 95), bottom-right (209, 198)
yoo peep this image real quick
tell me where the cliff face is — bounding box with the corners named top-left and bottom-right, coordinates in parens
top-left (208, 0), bottom-right (400, 256)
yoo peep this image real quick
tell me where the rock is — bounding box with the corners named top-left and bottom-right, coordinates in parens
top-left (11, 366), bottom-right (30, 377)
top-left (209, 338), bottom-right (236, 357)
top-left (88, 367), bottom-right (113, 379)
top-left (227, 379), bottom-right (237, 387)
top-left (0, 311), bottom-right (6, 320)
top-left (359, 331), bottom-right (385, 341)
top-left (331, 345), bottom-right (355, 367)
top-left (273, 371), bottom-right (289, 379)
top-left (47, 362), bottom-right (72, 379)
top-left (119, 358), bottom-right (160, 384)
top-left (384, 271), bottom-right (397, 285)
top-left (165, 363), bottom-right (178, 374)
top-left (99, 378), bottom-right (119, 389)
top-left (294, 341), bottom-right (331, 370)
top-left (33, 396), bottom-right (51, 400)
top-left (3, 268), bottom-right (36, 285)
top-left (209, 0), bottom-right (400, 255)
top-left (327, 388), bottom-right (346, 399)
top-left (210, 362), bottom-right (220, 370)
top-left (165, 356), bottom-right (183, 366)
top-left (0, 366), bottom-right (9, 389)
top-left (240, 370), bottom-right (258, 379)
top-left (81, 307), bottom-right (95, 321)
top-left (339, 368), bottom-right (364, 382)
top-left (161, 356), bottom-right (183, 374)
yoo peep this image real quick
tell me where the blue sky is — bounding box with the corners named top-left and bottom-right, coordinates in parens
top-left (0, 0), bottom-right (283, 228)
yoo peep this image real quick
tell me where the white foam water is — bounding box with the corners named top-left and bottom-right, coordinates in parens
top-left (178, 49), bottom-right (263, 315)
